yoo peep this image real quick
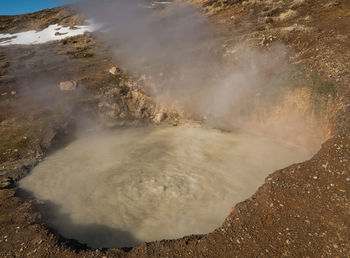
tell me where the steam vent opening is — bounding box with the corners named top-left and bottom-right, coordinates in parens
top-left (20, 125), bottom-right (310, 248)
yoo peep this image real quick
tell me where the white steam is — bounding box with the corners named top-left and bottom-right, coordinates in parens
top-left (75, 0), bottom-right (325, 150)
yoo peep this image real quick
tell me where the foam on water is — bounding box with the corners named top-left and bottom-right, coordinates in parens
top-left (20, 125), bottom-right (309, 248)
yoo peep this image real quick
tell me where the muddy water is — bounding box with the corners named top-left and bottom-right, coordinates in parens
top-left (20, 125), bottom-right (310, 248)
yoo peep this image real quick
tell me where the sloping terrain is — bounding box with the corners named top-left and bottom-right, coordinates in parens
top-left (0, 0), bottom-right (349, 257)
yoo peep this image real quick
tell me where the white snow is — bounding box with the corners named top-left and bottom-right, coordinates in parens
top-left (153, 1), bottom-right (172, 4)
top-left (0, 21), bottom-right (100, 46)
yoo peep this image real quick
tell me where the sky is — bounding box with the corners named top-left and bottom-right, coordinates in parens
top-left (0, 0), bottom-right (75, 15)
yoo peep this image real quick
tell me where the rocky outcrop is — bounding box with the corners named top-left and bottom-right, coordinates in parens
top-left (98, 87), bottom-right (155, 120)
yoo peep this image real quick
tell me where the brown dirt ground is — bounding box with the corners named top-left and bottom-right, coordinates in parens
top-left (1, 0), bottom-right (350, 257)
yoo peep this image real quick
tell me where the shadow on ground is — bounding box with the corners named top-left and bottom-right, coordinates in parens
top-left (16, 188), bottom-right (141, 250)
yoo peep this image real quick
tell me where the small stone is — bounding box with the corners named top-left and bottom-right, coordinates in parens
top-left (11, 91), bottom-right (16, 95)
top-left (313, 176), bottom-right (318, 179)
top-left (304, 15), bottom-right (311, 21)
top-left (59, 81), bottom-right (77, 91)
top-left (0, 179), bottom-right (11, 188)
top-left (109, 66), bottom-right (122, 75)
top-left (279, 10), bottom-right (298, 21)
top-left (119, 112), bottom-right (126, 119)
top-left (325, 1), bottom-right (339, 7)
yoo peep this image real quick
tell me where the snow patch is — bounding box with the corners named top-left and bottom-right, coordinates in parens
top-left (0, 21), bottom-right (100, 46)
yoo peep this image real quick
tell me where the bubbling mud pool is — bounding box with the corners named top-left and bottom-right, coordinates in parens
top-left (20, 125), bottom-right (310, 248)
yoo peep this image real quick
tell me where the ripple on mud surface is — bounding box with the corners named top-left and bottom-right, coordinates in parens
top-left (20, 125), bottom-right (309, 248)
